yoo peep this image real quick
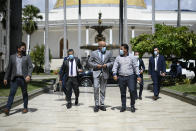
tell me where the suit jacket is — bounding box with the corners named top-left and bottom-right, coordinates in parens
top-left (138, 58), bottom-right (145, 76)
top-left (60, 57), bottom-right (82, 81)
top-left (88, 50), bottom-right (114, 79)
top-left (138, 58), bottom-right (145, 71)
top-left (148, 54), bottom-right (166, 76)
top-left (4, 54), bottom-right (33, 81)
top-left (59, 57), bottom-right (68, 76)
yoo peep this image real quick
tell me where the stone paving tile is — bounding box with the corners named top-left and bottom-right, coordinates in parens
top-left (0, 87), bottom-right (196, 131)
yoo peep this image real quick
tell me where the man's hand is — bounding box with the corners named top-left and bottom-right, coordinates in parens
top-left (161, 72), bottom-right (166, 77)
top-left (78, 69), bottom-right (83, 73)
top-left (140, 70), bottom-right (143, 74)
top-left (59, 81), bottom-right (62, 85)
top-left (137, 77), bottom-right (141, 83)
top-left (25, 76), bottom-right (31, 83)
top-left (3, 80), bottom-right (7, 86)
top-left (97, 64), bottom-right (102, 69)
top-left (102, 64), bottom-right (107, 69)
top-left (113, 75), bottom-right (118, 81)
top-left (149, 75), bottom-right (152, 79)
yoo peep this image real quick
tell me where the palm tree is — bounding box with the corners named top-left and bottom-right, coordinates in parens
top-left (22, 5), bottom-right (43, 55)
top-left (0, 0), bottom-right (7, 29)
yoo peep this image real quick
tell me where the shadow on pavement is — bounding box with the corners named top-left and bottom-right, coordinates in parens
top-left (145, 96), bottom-right (162, 100)
top-left (111, 106), bottom-right (138, 111)
top-left (4, 108), bottom-right (38, 116)
top-left (88, 105), bottom-right (112, 109)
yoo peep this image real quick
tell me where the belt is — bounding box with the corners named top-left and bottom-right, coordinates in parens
top-left (15, 76), bottom-right (24, 78)
top-left (93, 69), bottom-right (102, 71)
top-left (68, 76), bottom-right (77, 78)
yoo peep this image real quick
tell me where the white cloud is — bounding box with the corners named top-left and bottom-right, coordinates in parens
top-left (22, 0), bottom-right (57, 12)
top-left (181, 0), bottom-right (196, 10)
top-left (145, 0), bottom-right (196, 11)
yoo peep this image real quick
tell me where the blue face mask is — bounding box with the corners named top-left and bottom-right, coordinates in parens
top-left (101, 47), bottom-right (106, 53)
top-left (69, 55), bottom-right (74, 59)
top-left (154, 51), bottom-right (158, 56)
top-left (120, 50), bottom-right (124, 56)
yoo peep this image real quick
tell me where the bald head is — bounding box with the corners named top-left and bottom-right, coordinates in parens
top-left (98, 41), bottom-right (106, 48)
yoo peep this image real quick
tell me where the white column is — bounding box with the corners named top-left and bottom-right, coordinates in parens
top-left (63, 0), bottom-right (67, 57)
top-left (152, 0), bottom-right (155, 34)
top-left (131, 27), bottom-right (135, 38)
top-left (5, 0), bottom-right (10, 71)
top-left (44, 0), bottom-right (50, 73)
top-left (177, 0), bottom-right (181, 27)
top-left (86, 26), bottom-right (89, 45)
top-left (26, 34), bottom-right (30, 54)
top-left (44, 29), bottom-right (45, 45)
top-left (109, 28), bottom-right (113, 44)
top-left (124, 0), bottom-right (128, 44)
top-left (78, 0), bottom-right (81, 58)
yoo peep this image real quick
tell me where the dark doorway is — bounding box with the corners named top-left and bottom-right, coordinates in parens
top-left (59, 39), bottom-right (68, 58)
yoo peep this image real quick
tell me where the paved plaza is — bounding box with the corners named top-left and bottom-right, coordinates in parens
top-left (0, 87), bottom-right (196, 131)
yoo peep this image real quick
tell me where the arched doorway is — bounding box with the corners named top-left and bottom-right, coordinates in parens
top-left (59, 38), bottom-right (68, 58)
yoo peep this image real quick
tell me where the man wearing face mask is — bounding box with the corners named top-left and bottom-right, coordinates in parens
top-left (59, 49), bottom-right (83, 109)
top-left (88, 41), bottom-right (114, 112)
top-left (134, 51), bottom-right (145, 100)
top-left (3, 42), bottom-right (33, 116)
top-left (112, 44), bottom-right (141, 113)
top-left (149, 47), bottom-right (166, 100)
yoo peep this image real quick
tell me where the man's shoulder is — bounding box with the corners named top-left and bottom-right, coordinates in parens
top-left (92, 50), bottom-right (98, 53)
top-left (115, 55), bottom-right (120, 60)
top-left (91, 50), bottom-right (98, 56)
top-left (149, 56), bottom-right (154, 59)
top-left (10, 54), bottom-right (16, 59)
top-left (158, 55), bottom-right (165, 60)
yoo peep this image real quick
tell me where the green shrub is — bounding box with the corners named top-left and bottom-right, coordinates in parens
top-left (30, 44), bottom-right (52, 74)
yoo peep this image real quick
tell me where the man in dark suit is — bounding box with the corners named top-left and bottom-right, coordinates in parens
top-left (149, 47), bottom-right (166, 100)
top-left (134, 51), bottom-right (145, 100)
top-left (59, 49), bottom-right (83, 109)
top-left (3, 43), bottom-right (33, 116)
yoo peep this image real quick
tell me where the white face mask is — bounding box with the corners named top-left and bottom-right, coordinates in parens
top-left (120, 50), bottom-right (124, 56)
top-left (154, 51), bottom-right (158, 56)
top-left (135, 56), bottom-right (139, 59)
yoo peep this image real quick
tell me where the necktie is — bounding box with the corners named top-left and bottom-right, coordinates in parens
top-left (71, 60), bottom-right (73, 76)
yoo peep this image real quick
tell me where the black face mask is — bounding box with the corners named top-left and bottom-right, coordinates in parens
top-left (21, 50), bottom-right (26, 56)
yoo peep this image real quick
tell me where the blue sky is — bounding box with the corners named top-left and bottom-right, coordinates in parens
top-left (22, 0), bottom-right (196, 12)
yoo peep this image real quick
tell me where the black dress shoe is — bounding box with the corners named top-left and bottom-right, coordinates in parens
top-left (99, 105), bottom-right (106, 111)
top-left (94, 106), bottom-right (99, 112)
top-left (120, 107), bottom-right (126, 112)
top-left (139, 96), bottom-right (142, 100)
top-left (153, 96), bottom-right (158, 100)
top-left (131, 106), bottom-right (135, 113)
top-left (75, 98), bottom-right (78, 105)
top-left (3, 108), bottom-right (9, 116)
top-left (66, 103), bottom-right (72, 109)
